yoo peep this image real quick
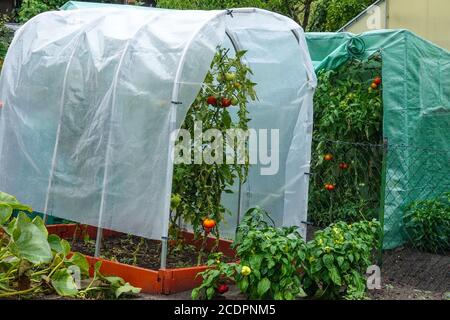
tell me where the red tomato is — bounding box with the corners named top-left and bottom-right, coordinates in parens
top-left (339, 162), bottom-right (349, 169)
top-left (203, 218), bottom-right (216, 229)
top-left (325, 184), bottom-right (335, 191)
top-left (217, 284), bottom-right (229, 294)
top-left (371, 82), bottom-right (378, 89)
top-left (221, 97), bottom-right (232, 108)
top-left (374, 77), bottom-right (382, 85)
top-left (206, 96), bottom-right (217, 106)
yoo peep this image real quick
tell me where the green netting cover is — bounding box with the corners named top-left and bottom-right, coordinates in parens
top-left (306, 30), bottom-right (450, 249)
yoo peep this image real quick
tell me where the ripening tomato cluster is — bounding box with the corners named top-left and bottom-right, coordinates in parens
top-left (206, 71), bottom-right (240, 108)
top-left (370, 76), bottom-right (382, 90)
top-left (322, 152), bottom-right (351, 191)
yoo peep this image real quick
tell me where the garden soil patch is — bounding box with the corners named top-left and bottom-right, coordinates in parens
top-left (368, 247), bottom-right (449, 300)
top-left (71, 234), bottom-right (233, 270)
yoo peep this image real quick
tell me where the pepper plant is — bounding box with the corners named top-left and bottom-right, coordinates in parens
top-left (171, 47), bottom-right (256, 250)
top-left (403, 192), bottom-right (450, 253)
top-left (303, 219), bottom-right (380, 299)
top-left (192, 207), bottom-right (307, 300)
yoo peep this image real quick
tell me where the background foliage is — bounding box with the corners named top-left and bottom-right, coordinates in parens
top-left (156, 0), bottom-right (375, 31)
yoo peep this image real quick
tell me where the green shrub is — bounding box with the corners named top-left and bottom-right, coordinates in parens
top-left (18, 0), bottom-right (67, 22)
top-left (0, 15), bottom-right (13, 60)
top-left (303, 219), bottom-right (380, 299)
top-left (403, 192), bottom-right (450, 253)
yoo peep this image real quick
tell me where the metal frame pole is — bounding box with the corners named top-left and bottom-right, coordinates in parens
top-left (377, 138), bottom-right (388, 266)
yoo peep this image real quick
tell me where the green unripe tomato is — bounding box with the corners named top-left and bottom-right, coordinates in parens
top-left (216, 74), bottom-right (223, 82)
top-left (225, 72), bottom-right (236, 81)
top-left (170, 193), bottom-right (181, 209)
top-left (231, 97), bottom-right (238, 106)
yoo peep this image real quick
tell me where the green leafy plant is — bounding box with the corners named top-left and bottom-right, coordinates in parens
top-left (0, 191), bottom-right (141, 299)
top-left (233, 207), bottom-right (307, 300)
top-left (309, 55), bottom-right (383, 227)
top-left (403, 192), bottom-right (450, 253)
top-left (303, 219), bottom-right (380, 299)
top-left (171, 47), bottom-right (256, 262)
top-left (191, 252), bottom-right (237, 300)
top-left (192, 207), bottom-right (307, 300)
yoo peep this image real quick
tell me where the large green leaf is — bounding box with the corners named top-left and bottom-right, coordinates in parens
top-left (322, 254), bottom-right (334, 270)
top-left (257, 277), bottom-right (271, 298)
top-left (329, 267), bottom-right (342, 286)
top-left (9, 213), bottom-right (52, 264)
top-left (32, 216), bottom-right (48, 238)
top-left (0, 191), bottom-right (32, 212)
top-left (66, 253), bottom-right (89, 276)
top-left (0, 192), bottom-right (20, 203)
top-left (0, 203), bottom-right (12, 225)
top-left (51, 268), bottom-right (79, 296)
top-left (115, 282), bottom-right (141, 298)
top-left (48, 234), bottom-right (70, 256)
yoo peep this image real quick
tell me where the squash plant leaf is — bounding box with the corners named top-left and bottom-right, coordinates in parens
top-left (9, 213), bottom-right (52, 264)
top-left (115, 282), bottom-right (141, 298)
top-left (66, 253), bottom-right (89, 276)
top-left (0, 203), bottom-right (12, 225)
top-left (51, 268), bottom-right (79, 297)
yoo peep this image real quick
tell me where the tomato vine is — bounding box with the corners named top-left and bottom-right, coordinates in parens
top-left (170, 47), bottom-right (256, 262)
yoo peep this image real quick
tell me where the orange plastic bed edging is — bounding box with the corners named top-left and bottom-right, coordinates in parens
top-left (46, 224), bottom-right (236, 295)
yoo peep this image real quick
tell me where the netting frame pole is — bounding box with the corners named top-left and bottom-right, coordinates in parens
top-left (377, 137), bottom-right (389, 267)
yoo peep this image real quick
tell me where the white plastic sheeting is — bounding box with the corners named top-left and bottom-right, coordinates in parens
top-left (0, 6), bottom-right (316, 240)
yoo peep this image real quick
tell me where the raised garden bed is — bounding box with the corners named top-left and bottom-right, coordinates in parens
top-left (46, 224), bottom-right (236, 295)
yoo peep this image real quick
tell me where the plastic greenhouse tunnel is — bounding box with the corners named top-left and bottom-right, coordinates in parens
top-left (0, 4), bottom-right (317, 266)
top-left (305, 30), bottom-right (450, 250)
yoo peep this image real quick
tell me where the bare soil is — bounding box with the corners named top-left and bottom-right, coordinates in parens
top-left (71, 234), bottom-right (233, 270)
top-left (367, 246), bottom-right (450, 300)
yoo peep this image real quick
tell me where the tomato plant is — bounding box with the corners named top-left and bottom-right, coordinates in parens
top-left (171, 47), bottom-right (256, 262)
top-left (309, 55), bottom-right (383, 227)
top-left (303, 219), bottom-right (380, 299)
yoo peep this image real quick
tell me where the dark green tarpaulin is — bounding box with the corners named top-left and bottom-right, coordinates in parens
top-left (306, 30), bottom-right (450, 249)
